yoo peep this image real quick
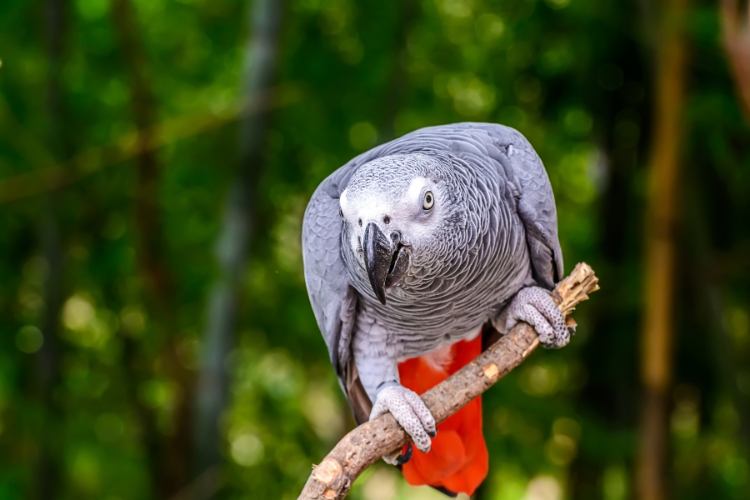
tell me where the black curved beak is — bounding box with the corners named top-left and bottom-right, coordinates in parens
top-left (363, 222), bottom-right (395, 305)
top-left (362, 222), bottom-right (410, 305)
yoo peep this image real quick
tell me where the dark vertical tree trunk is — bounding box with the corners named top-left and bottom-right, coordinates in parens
top-left (110, 0), bottom-right (192, 497)
top-left (684, 157), bottom-right (750, 461)
top-left (193, 0), bottom-right (284, 479)
top-left (636, 0), bottom-right (689, 498)
top-left (35, 1), bottom-right (68, 498)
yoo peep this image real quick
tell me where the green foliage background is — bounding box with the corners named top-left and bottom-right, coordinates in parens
top-left (1, 0), bottom-right (749, 499)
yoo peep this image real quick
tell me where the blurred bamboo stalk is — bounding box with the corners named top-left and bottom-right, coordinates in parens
top-left (34, 0), bottom-right (69, 498)
top-left (193, 0), bottom-right (285, 484)
top-left (721, 0), bottom-right (750, 122)
top-left (637, 0), bottom-right (690, 498)
top-left (110, 0), bottom-right (193, 497)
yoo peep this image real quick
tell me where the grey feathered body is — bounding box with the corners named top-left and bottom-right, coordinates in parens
top-left (342, 153), bottom-right (533, 359)
top-left (302, 122), bottom-right (562, 405)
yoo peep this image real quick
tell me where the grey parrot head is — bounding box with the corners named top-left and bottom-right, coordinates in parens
top-left (339, 153), bottom-right (468, 305)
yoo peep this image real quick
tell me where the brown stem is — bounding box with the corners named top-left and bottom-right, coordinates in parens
top-left (110, 0), bottom-right (192, 497)
top-left (637, 0), bottom-right (689, 498)
top-left (297, 263), bottom-right (599, 500)
top-left (721, 0), bottom-right (750, 123)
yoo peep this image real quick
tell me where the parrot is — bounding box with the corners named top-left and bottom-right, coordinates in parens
top-left (302, 122), bottom-right (570, 497)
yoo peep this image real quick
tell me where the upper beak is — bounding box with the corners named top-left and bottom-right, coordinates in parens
top-left (362, 222), bottom-right (396, 305)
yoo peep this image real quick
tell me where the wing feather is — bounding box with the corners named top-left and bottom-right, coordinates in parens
top-left (392, 122), bottom-right (563, 288)
top-left (301, 145), bottom-right (390, 379)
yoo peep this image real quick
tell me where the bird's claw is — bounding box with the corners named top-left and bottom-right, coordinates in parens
top-left (371, 384), bottom-right (436, 455)
top-left (505, 286), bottom-right (570, 348)
top-left (396, 444), bottom-right (413, 465)
top-left (382, 444), bottom-right (412, 466)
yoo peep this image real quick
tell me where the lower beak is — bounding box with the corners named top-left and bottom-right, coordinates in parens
top-left (362, 222), bottom-right (396, 305)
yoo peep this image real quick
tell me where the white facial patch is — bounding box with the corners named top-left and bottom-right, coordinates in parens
top-left (345, 187), bottom-right (393, 224)
top-left (340, 190), bottom-right (349, 215)
top-left (347, 176), bottom-right (431, 225)
top-left (342, 174), bottom-right (438, 254)
top-left (406, 177), bottom-right (429, 204)
top-left (355, 198), bottom-right (393, 222)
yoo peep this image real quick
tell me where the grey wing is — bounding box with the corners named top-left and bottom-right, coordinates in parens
top-left (302, 148), bottom-right (392, 422)
top-left (407, 122), bottom-right (563, 288)
top-left (302, 143), bottom-right (392, 377)
top-left (477, 123), bottom-right (563, 288)
top-left (302, 177), bottom-right (357, 379)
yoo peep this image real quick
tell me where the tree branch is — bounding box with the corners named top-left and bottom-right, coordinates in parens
top-left (298, 262), bottom-right (599, 500)
top-left (0, 85), bottom-right (301, 205)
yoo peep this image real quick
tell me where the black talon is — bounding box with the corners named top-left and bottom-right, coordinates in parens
top-left (428, 429), bottom-right (437, 438)
top-left (568, 326), bottom-right (576, 336)
top-left (396, 444), bottom-right (413, 465)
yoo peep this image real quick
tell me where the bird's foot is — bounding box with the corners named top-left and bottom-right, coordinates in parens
top-left (504, 286), bottom-right (573, 348)
top-left (371, 383), bottom-right (436, 460)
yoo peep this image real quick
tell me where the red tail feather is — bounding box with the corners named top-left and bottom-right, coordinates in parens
top-left (397, 336), bottom-right (488, 496)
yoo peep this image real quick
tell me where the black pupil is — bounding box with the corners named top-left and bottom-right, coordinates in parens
top-left (426, 194), bottom-right (432, 204)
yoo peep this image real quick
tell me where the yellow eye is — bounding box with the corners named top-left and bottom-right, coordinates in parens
top-left (422, 191), bottom-right (434, 210)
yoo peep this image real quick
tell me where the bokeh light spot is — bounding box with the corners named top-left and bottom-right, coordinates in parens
top-left (436, 0), bottom-right (474, 19)
top-left (120, 306), bottom-right (146, 337)
top-left (231, 433), bottom-right (264, 467)
top-left (139, 379), bottom-right (177, 410)
top-left (564, 108), bottom-right (593, 137)
top-left (447, 74), bottom-right (497, 116)
top-left (523, 475), bottom-right (562, 500)
top-left (545, 0), bottom-right (571, 10)
top-left (361, 467), bottom-right (398, 500)
top-left (303, 382), bottom-right (344, 442)
top-left (349, 122), bottom-right (377, 151)
top-left (603, 465), bottom-right (628, 500)
top-left (76, 0), bottom-right (108, 20)
top-left (476, 13), bottom-right (505, 42)
top-left (16, 326), bottom-right (44, 354)
top-left (520, 363), bottom-right (559, 396)
top-left (63, 295), bottom-right (95, 331)
top-left (95, 413), bottom-right (124, 443)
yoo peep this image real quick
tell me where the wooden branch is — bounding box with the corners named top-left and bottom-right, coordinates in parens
top-left (298, 263), bottom-right (599, 500)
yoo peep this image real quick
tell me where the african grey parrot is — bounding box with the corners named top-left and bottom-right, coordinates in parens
top-left (302, 123), bottom-right (568, 496)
